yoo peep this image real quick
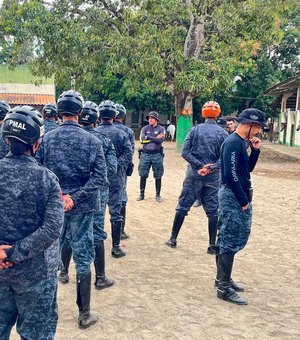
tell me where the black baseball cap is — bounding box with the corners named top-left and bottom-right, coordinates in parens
top-left (235, 108), bottom-right (267, 128)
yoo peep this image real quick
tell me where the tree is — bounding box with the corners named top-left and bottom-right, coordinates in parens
top-left (0, 0), bottom-right (295, 148)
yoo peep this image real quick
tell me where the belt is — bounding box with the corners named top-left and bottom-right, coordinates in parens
top-left (141, 149), bottom-right (161, 154)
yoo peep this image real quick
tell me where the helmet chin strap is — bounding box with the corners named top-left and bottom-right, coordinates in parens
top-left (247, 124), bottom-right (253, 140)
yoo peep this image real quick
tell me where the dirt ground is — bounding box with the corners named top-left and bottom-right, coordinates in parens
top-left (12, 142), bottom-right (300, 340)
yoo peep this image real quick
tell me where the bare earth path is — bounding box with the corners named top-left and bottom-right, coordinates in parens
top-left (12, 142), bottom-right (300, 340)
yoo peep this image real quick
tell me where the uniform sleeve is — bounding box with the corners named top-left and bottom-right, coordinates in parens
top-left (71, 141), bottom-right (108, 204)
top-left (6, 176), bottom-right (64, 264)
top-left (147, 126), bottom-right (165, 144)
top-left (129, 130), bottom-right (135, 151)
top-left (181, 128), bottom-right (204, 170)
top-left (248, 147), bottom-right (260, 172)
top-left (222, 141), bottom-right (248, 207)
top-left (117, 135), bottom-right (133, 168)
top-left (105, 140), bottom-right (118, 177)
top-left (35, 139), bottom-right (44, 165)
top-left (140, 126), bottom-right (150, 144)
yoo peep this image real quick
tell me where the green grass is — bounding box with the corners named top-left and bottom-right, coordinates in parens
top-left (0, 65), bottom-right (54, 84)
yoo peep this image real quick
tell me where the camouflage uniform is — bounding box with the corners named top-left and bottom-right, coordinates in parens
top-left (44, 118), bottom-right (59, 133)
top-left (0, 153), bottom-right (64, 340)
top-left (177, 120), bottom-right (228, 217)
top-left (95, 122), bottom-right (132, 223)
top-left (114, 120), bottom-right (135, 206)
top-left (217, 132), bottom-right (260, 255)
top-left (82, 125), bottom-right (117, 242)
top-left (36, 121), bottom-right (108, 278)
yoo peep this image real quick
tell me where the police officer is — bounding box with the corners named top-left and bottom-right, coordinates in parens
top-left (137, 111), bottom-right (166, 202)
top-left (114, 103), bottom-right (135, 239)
top-left (42, 103), bottom-right (59, 133)
top-left (37, 90), bottom-right (108, 328)
top-left (95, 100), bottom-right (133, 258)
top-left (59, 101), bottom-right (117, 290)
top-left (215, 108), bottom-right (266, 305)
top-left (166, 101), bottom-right (228, 253)
top-left (0, 100), bottom-right (11, 159)
top-left (0, 106), bottom-right (64, 339)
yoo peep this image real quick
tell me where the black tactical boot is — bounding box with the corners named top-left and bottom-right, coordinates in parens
top-left (120, 205), bottom-right (129, 240)
top-left (207, 216), bottom-right (219, 255)
top-left (214, 254), bottom-right (245, 292)
top-left (155, 178), bottom-right (162, 202)
top-left (111, 221), bottom-right (126, 258)
top-left (59, 242), bottom-right (72, 284)
top-left (137, 177), bottom-right (147, 201)
top-left (217, 254), bottom-right (247, 305)
top-left (94, 241), bottom-right (115, 290)
top-left (165, 211), bottom-right (186, 248)
top-left (76, 272), bottom-right (99, 329)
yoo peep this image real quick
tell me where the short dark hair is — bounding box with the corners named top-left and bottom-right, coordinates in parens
top-left (8, 138), bottom-right (31, 156)
top-left (226, 116), bottom-right (235, 122)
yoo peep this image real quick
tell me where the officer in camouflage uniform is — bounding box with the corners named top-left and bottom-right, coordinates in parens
top-left (0, 100), bottom-right (10, 159)
top-left (137, 111), bottom-right (166, 202)
top-left (216, 108), bottom-right (266, 305)
top-left (36, 91), bottom-right (108, 329)
top-left (60, 101), bottom-right (117, 290)
top-left (166, 101), bottom-right (228, 253)
top-left (42, 103), bottom-right (59, 133)
top-left (95, 100), bottom-right (133, 258)
top-left (114, 103), bottom-right (135, 240)
top-left (0, 106), bottom-right (64, 340)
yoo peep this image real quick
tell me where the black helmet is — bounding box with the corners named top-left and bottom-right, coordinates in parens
top-left (2, 105), bottom-right (44, 145)
top-left (146, 111), bottom-right (159, 121)
top-left (99, 100), bottom-right (117, 119)
top-left (0, 100), bottom-right (11, 120)
top-left (42, 103), bottom-right (58, 118)
top-left (80, 101), bottom-right (99, 125)
top-left (57, 90), bottom-right (84, 116)
top-left (115, 103), bottom-right (126, 118)
top-left (216, 117), bottom-right (227, 128)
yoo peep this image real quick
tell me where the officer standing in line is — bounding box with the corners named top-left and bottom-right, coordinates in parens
top-left (0, 100), bottom-right (11, 159)
top-left (42, 103), bottom-right (59, 133)
top-left (137, 111), bottom-right (166, 202)
top-left (59, 101), bottom-right (117, 290)
top-left (165, 101), bottom-right (228, 253)
top-left (37, 91), bottom-right (108, 329)
top-left (95, 100), bottom-right (133, 258)
top-left (215, 108), bottom-right (266, 305)
top-left (114, 103), bottom-right (135, 240)
top-left (0, 106), bottom-right (64, 339)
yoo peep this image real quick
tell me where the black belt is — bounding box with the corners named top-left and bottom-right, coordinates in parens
top-left (141, 149), bottom-right (161, 154)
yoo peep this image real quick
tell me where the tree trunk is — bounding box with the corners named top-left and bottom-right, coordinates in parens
top-left (175, 93), bottom-right (194, 150)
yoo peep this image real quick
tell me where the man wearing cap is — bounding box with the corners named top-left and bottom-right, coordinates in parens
top-left (137, 111), bottom-right (166, 202)
top-left (215, 108), bottom-right (266, 305)
top-left (226, 117), bottom-right (236, 134)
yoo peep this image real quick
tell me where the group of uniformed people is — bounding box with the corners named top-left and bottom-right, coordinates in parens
top-left (0, 95), bottom-right (266, 338)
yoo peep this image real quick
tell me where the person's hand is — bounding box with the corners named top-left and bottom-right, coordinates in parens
top-left (249, 137), bottom-right (261, 150)
top-left (242, 203), bottom-right (249, 211)
top-left (0, 245), bottom-right (13, 270)
top-left (157, 133), bottom-right (164, 138)
top-left (0, 261), bottom-right (13, 270)
top-left (0, 245), bottom-right (12, 261)
top-left (63, 194), bottom-right (74, 212)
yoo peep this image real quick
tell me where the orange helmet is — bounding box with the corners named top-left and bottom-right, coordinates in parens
top-left (202, 101), bottom-right (221, 119)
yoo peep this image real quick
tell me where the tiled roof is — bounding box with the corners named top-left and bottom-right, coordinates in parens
top-left (0, 93), bottom-right (56, 105)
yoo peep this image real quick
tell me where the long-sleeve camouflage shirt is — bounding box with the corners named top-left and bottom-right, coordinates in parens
top-left (182, 119), bottom-right (228, 176)
top-left (82, 125), bottom-right (117, 178)
top-left (114, 121), bottom-right (135, 152)
top-left (0, 153), bottom-right (64, 285)
top-left (44, 118), bottom-right (59, 133)
top-left (95, 121), bottom-right (133, 170)
top-left (36, 121), bottom-right (108, 213)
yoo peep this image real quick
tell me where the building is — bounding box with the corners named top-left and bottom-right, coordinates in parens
top-left (0, 65), bottom-right (55, 111)
top-left (265, 72), bottom-right (300, 148)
